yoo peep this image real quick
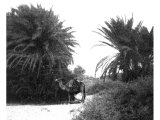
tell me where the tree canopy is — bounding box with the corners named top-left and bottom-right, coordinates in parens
top-left (73, 65), bottom-right (85, 76)
top-left (95, 16), bottom-right (153, 82)
top-left (6, 4), bottom-right (78, 103)
top-left (7, 4), bottom-right (78, 78)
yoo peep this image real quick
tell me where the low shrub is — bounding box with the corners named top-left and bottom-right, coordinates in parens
top-left (86, 83), bottom-right (106, 95)
top-left (73, 76), bottom-right (153, 120)
top-left (73, 91), bottom-right (121, 120)
top-left (86, 80), bottom-right (125, 95)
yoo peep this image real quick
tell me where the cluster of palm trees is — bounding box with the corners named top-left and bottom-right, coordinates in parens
top-left (95, 17), bottom-right (153, 82)
top-left (7, 4), bottom-right (153, 103)
top-left (7, 5), bottom-right (78, 103)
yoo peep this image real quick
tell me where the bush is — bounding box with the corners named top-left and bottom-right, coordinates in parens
top-left (73, 76), bottom-right (153, 120)
top-left (86, 80), bottom-right (125, 95)
top-left (82, 76), bottom-right (102, 95)
top-left (7, 4), bottom-right (77, 104)
top-left (73, 92), bottom-right (121, 120)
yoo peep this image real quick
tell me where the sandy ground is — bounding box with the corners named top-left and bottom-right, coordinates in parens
top-left (7, 95), bottom-right (93, 120)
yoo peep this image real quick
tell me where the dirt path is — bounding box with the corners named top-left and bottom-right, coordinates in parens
top-left (7, 95), bottom-right (93, 120)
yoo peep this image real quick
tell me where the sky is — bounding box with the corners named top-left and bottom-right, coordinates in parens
top-left (5, 0), bottom-right (155, 77)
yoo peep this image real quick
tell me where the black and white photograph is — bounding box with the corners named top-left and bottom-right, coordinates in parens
top-left (3, 0), bottom-right (156, 120)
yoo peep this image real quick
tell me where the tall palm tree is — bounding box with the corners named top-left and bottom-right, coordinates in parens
top-left (95, 16), bottom-right (153, 82)
top-left (7, 4), bottom-right (78, 77)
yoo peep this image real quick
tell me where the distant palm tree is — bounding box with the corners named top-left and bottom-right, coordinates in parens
top-left (95, 16), bottom-right (153, 82)
top-left (7, 4), bottom-right (78, 77)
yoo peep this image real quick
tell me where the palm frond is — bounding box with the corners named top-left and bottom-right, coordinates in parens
top-left (95, 16), bottom-right (153, 81)
top-left (7, 4), bottom-right (78, 77)
top-left (95, 53), bottom-right (118, 76)
top-left (99, 41), bottom-right (117, 49)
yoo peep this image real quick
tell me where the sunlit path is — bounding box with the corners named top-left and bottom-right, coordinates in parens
top-left (7, 95), bottom-right (93, 120)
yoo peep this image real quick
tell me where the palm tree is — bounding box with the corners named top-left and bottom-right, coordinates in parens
top-left (95, 16), bottom-right (153, 82)
top-left (7, 4), bottom-right (78, 77)
top-left (7, 5), bottom-right (79, 103)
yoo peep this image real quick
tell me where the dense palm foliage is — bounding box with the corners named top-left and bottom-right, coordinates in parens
top-left (7, 4), bottom-right (78, 103)
top-left (7, 4), bottom-right (78, 77)
top-left (95, 17), bottom-right (153, 82)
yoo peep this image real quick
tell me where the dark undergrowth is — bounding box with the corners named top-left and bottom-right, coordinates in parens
top-left (7, 89), bottom-right (75, 105)
top-left (73, 76), bottom-right (153, 120)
